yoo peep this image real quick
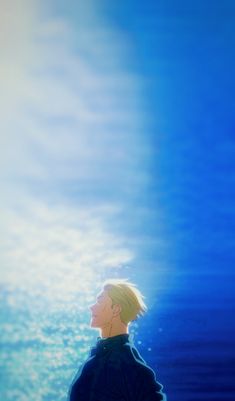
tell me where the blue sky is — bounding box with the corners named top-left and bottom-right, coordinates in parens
top-left (1, 0), bottom-right (235, 304)
top-left (0, 0), bottom-right (167, 303)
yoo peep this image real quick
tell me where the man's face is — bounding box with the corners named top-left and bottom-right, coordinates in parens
top-left (89, 290), bottom-right (114, 328)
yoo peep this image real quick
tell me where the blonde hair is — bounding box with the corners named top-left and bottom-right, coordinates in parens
top-left (102, 278), bottom-right (148, 325)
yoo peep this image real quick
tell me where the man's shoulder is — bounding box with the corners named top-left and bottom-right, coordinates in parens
top-left (108, 342), bottom-right (162, 389)
top-left (109, 341), bottom-right (148, 368)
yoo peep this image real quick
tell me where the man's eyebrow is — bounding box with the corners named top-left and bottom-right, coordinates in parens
top-left (97, 295), bottom-right (103, 300)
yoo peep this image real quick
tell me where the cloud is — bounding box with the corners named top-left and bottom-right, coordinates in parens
top-left (0, 1), bottom-right (150, 296)
top-left (1, 2), bottom-right (149, 184)
top-left (0, 199), bottom-right (133, 300)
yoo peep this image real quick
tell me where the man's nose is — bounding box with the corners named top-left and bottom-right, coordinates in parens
top-left (89, 304), bottom-right (95, 312)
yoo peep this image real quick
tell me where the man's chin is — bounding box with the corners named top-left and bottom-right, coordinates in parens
top-left (90, 320), bottom-right (100, 328)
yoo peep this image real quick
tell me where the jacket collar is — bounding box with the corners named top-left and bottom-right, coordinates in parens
top-left (96, 333), bottom-right (129, 346)
top-left (90, 333), bottom-right (130, 357)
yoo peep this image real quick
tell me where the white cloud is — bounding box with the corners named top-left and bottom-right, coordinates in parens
top-left (0, 0), bottom-right (150, 296)
top-left (1, 3), bottom-right (149, 181)
top-left (0, 199), bottom-right (133, 299)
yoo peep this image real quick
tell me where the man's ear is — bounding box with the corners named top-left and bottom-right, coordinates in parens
top-left (112, 304), bottom-right (121, 317)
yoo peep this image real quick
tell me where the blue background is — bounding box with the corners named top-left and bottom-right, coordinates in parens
top-left (100, 1), bottom-right (235, 399)
top-left (1, 1), bottom-right (235, 400)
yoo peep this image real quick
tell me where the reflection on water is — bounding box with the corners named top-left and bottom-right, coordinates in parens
top-left (1, 276), bottom-right (235, 401)
top-left (0, 283), bottom-right (139, 401)
top-left (0, 285), bottom-right (95, 401)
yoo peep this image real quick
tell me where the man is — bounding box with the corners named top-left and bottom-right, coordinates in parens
top-left (68, 278), bottom-right (167, 401)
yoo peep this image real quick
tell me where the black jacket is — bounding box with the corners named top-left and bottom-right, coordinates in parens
top-left (68, 333), bottom-right (166, 401)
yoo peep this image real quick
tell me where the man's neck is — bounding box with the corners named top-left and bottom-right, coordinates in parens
top-left (100, 323), bottom-right (128, 338)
